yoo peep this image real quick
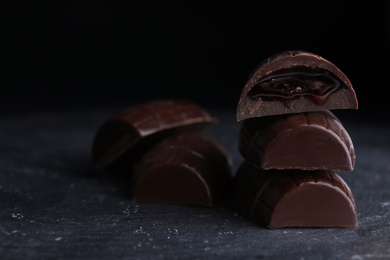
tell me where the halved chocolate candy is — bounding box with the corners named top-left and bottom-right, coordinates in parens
top-left (131, 133), bottom-right (233, 206)
top-left (92, 100), bottom-right (216, 175)
top-left (239, 111), bottom-right (355, 171)
top-left (235, 162), bottom-right (358, 228)
top-left (237, 51), bottom-right (358, 121)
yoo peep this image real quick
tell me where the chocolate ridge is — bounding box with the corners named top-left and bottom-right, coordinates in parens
top-left (235, 162), bottom-right (358, 228)
top-left (92, 100), bottom-right (216, 175)
top-left (238, 111), bottom-right (355, 171)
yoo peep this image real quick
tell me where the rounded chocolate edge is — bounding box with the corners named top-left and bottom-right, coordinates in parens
top-left (249, 51), bottom-right (352, 89)
top-left (269, 177), bottom-right (358, 228)
top-left (263, 121), bottom-right (354, 171)
top-left (131, 132), bottom-right (233, 206)
top-left (93, 99), bottom-right (217, 172)
top-left (236, 51), bottom-right (358, 120)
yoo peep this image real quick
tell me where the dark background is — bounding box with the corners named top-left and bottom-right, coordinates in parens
top-left (2, 1), bottom-right (390, 115)
top-left (1, 3), bottom-right (390, 259)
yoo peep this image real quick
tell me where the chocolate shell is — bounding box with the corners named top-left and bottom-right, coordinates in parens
top-left (131, 133), bottom-right (233, 206)
top-left (237, 51), bottom-right (358, 120)
top-left (235, 162), bottom-right (358, 228)
top-left (92, 100), bottom-right (216, 175)
top-left (238, 111), bottom-right (355, 171)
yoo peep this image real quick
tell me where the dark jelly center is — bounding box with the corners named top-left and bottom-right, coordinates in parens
top-left (247, 67), bottom-right (344, 107)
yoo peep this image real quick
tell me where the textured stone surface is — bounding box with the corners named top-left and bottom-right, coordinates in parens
top-left (0, 108), bottom-right (389, 259)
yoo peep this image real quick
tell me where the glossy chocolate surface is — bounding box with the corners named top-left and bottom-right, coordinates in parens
top-left (131, 133), bottom-right (233, 206)
top-left (92, 100), bottom-right (216, 174)
top-left (239, 111), bottom-right (355, 171)
top-left (237, 51), bottom-right (358, 120)
top-left (235, 162), bottom-right (358, 228)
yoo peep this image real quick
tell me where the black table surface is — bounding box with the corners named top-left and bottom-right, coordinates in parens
top-left (0, 108), bottom-right (389, 259)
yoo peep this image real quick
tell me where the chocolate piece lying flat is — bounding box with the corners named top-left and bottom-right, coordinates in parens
top-left (237, 51), bottom-right (358, 121)
top-left (235, 162), bottom-right (358, 228)
top-left (131, 133), bottom-right (233, 206)
top-left (92, 100), bottom-right (216, 174)
top-left (239, 111), bottom-right (355, 171)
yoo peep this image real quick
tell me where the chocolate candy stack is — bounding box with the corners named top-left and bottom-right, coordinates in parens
top-left (92, 100), bottom-right (233, 206)
top-left (235, 51), bottom-right (359, 228)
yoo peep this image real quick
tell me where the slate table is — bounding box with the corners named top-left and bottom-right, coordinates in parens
top-left (0, 108), bottom-right (389, 259)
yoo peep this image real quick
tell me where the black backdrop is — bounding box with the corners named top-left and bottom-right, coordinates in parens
top-left (2, 1), bottom-right (390, 115)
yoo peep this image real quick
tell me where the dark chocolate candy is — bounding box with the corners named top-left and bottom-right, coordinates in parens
top-left (239, 111), bottom-right (355, 171)
top-left (92, 100), bottom-right (216, 175)
top-left (237, 51), bottom-right (358, 121)
top-left (130, 133), bottom-right (233, 206)
top-left (235, 162), bottom-right (358, 228)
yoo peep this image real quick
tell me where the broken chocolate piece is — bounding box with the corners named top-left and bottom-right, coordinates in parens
top-left (131, 133), bottom-right (233, 206)
top-left (235, 162), bottom-right (358, 228)
top-left (239, 111), bottom-right (355, 171)
top-left (92, 100), bottom-right (216, 175)
top-left (237, 51), bottom-right (358, 121)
